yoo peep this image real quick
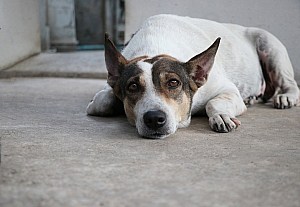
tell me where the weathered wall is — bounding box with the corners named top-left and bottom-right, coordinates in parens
top-left (125, 0), bottom-right (300, 84)
top-left (0, 0), bottom-right (41, 70)
top-left (48, 0), bottom-right (77, 46)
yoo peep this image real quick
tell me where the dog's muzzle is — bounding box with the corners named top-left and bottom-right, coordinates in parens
top-left (143, 110), bottom-right (167, 130)
top-left (140, 110), bottom-right (173, 139)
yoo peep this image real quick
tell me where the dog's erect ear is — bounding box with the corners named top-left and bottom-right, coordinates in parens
top-left (105, 33), bottom-right (128, 87)
top-left (185, 37), bottom-right (221, 89)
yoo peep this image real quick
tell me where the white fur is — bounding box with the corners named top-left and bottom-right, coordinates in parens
top-left (86, 84), bottom-right (116, 116)
top-left (88, 14), bottom-right (299, 136)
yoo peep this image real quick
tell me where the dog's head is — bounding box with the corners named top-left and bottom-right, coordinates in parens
top-left (105, 34), bottom-right (220, 138)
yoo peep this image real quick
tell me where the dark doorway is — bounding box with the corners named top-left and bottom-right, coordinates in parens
top-left (75, 0), bottom-right (104, 45)
top-left (74, 0), bottom-right (124, 48)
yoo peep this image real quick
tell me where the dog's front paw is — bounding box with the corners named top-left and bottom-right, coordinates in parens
top-left (273, 94), bottom-right (298, 109)
top-left (244, 96), bottom-right (258, 107)
top-left (209, 114), bottom-right (241, 133)
top-left (87, 89), bottom-right (119, 116)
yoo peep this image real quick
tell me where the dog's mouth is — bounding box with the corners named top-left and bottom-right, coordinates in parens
top-left (143, 132), bottom-right (170, 139)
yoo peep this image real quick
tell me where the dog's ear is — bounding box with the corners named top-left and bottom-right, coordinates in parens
top-left (185, 38), bottom-right (221, 89)
top-left (105, 33), bottom-right (128, 88)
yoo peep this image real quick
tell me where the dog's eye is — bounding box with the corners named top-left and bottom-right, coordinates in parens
top-left (167, 79), bottom-right (180, 89)
top-left (127, 82), bottom-right (139, 92)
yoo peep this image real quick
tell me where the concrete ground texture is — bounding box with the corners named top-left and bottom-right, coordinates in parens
top-left (0, 52), bottom-right (300, 207)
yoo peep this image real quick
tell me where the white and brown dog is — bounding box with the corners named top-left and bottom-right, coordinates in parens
top-left (87, 14), bottom-right (299, 138)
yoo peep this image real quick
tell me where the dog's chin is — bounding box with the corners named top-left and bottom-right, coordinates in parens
top-left (135, 118), bottom-right (178, 139)
top-left (142, 132), bottom-right (170, 139)
top-left (138, 127), bottom-right (176, 139)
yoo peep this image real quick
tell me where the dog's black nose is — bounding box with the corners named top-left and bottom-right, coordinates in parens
top-left (143, 110), bottom-right (166, 130)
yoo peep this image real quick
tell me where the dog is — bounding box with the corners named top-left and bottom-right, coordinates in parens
top-left (87, 14), bottom-right (299, 139)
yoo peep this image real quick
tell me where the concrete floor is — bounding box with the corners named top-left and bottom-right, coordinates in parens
top-left (0, 77), bottom-right (299, 207)
top-left (0, 51), bottom-right (107, 79)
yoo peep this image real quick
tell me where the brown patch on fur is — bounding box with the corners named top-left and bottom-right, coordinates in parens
top-left (112, 81), bottom-right (122, 101)
top-left (119, 54), bottom-right (177, 66)
top-left (123, 98), bottom-right (136, 126)
top-left (144, 54), bottom-right (179, 64)
top-left (160, 92), bottom-right (191, 123)
top-left (122, 73), bottom-right (147, 126)
top-left (177, 93), bottom-right (191, 122)
top-left (127, 56), bottom-right (149, 64)
top-left (154, 66), bottom-right (192, 123)
top-left (158, 71), bottom-right (183, 99)
top-left (150, 58), bottom-right (194, 123)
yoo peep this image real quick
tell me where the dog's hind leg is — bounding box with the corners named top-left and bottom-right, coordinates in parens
top-left (252, 28), bottom-right (299, 108)
top-left (86, 84), bottom-right (124, 116)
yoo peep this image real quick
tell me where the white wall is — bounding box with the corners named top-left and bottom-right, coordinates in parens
top-left (0, 0), bottom-right (41, 70)
top-left (125, 0), bottom-right (300, 84)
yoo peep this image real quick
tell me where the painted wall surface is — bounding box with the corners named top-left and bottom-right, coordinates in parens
top-left (0, 0), bottom-right (41, 70)
top-left (125, 0), bottom-right (300, 84)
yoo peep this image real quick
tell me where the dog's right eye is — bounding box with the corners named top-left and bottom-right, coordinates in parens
top-left (127, 82), bottom-right (139, 92)
top-left (167, 79), bottom-right (180, 89)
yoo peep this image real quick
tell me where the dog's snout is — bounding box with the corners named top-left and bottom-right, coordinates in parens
top-left (143, 110), bottom-right (166, 130)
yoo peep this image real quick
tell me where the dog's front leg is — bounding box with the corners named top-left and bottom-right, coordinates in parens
top-left (205, 91), bottom-right (247, 133)
top-left (86, 84), bottom-right (123, 116)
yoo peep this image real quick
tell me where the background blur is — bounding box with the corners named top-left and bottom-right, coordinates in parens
top-left (0, 0), bottom-right (299, 83)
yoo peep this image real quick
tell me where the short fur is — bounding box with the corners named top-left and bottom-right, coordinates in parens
top-left (87, 14), bottom-right (299, 138)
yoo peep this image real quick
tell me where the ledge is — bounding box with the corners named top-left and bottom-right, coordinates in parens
top-left (0, 51), bottom-right (107, 79)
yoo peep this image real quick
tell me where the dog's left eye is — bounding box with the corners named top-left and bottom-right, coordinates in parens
top-left (127, 82), bottom-right (139, 92)
top-left (167, 79), bottom-right (180, 89)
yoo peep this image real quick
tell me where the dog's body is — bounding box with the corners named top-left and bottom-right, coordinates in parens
top-left (87, 14), bottom-right (299, 138)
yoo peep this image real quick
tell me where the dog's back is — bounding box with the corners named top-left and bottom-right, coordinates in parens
top-left (123, 14), bottom-right (264, 102)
